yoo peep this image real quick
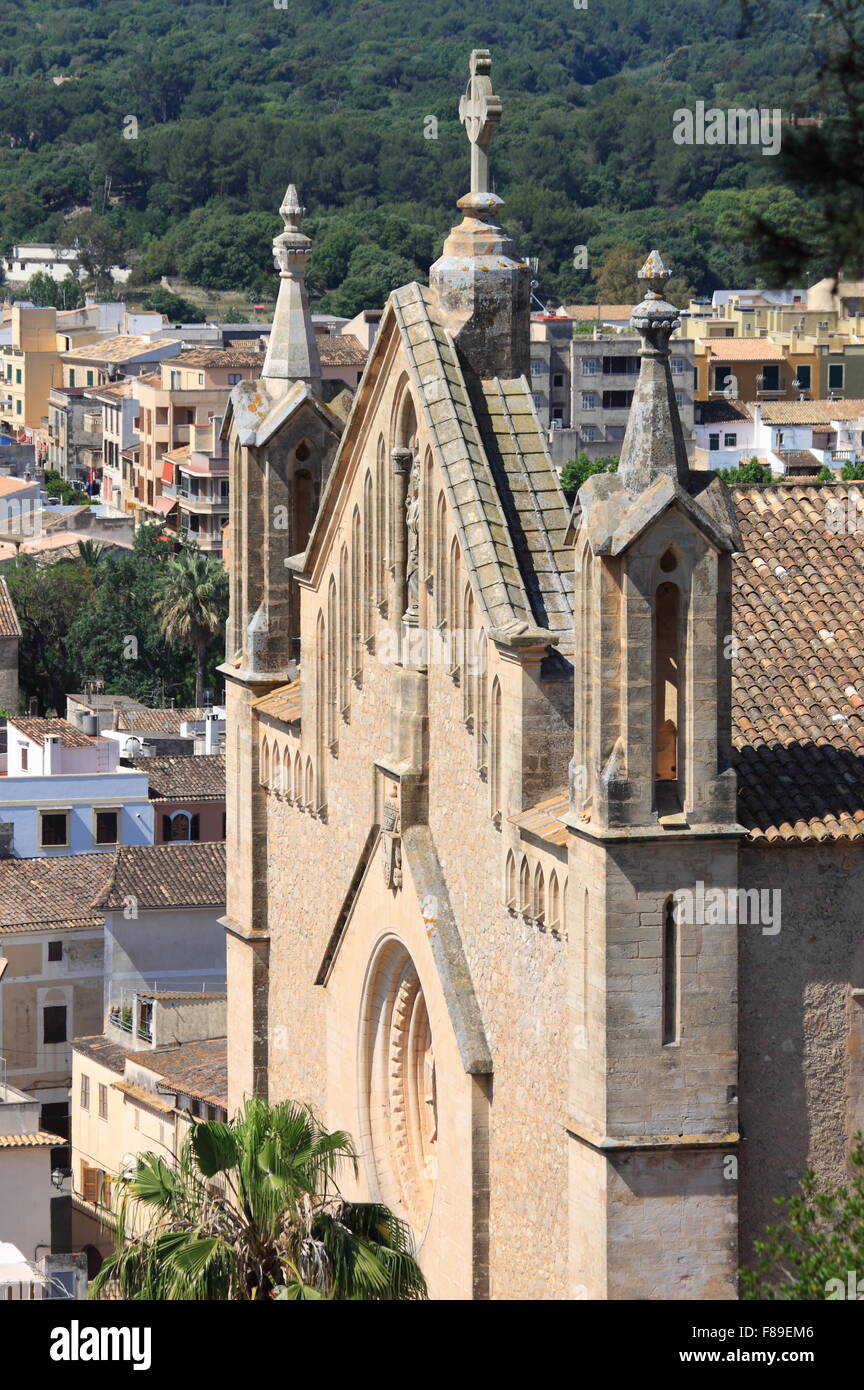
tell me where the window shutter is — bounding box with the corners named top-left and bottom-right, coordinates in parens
top-left (82, 1164), bottom-right (98, 1203)
top-left (190, 814), bottom-right (200, 841)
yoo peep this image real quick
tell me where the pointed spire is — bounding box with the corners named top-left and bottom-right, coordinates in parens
top-left (261, 182), bottom-right (321, 396)
top-left (616, 251), bottom-right (690, 494)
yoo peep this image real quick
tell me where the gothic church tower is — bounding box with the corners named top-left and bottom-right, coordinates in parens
top-left (565, 255), bottom-right (742, 1298)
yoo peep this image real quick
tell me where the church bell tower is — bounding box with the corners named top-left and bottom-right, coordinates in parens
top-left (565, 255), bottom-right (743, 1300)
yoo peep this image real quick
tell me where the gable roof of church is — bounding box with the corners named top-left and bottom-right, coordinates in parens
top-left (298, 280), bottom-right (573, 646)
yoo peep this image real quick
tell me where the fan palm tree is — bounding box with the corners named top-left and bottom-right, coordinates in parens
top-left (76, 539), bottom-right (106, 573)
top-left (152, 548), bottom-right (228, 705)
top-left (89, 1097), bottom-right (427, 1301)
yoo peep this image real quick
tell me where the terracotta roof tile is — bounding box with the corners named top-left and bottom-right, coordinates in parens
top-left (170, 349), bottom-right (265, 369)
top-left (116, 706), bottom-right (209, 734)
top-left (128, 754), bottom-right (225, 802)
top-left (0, 854), bottom-right (112, 933)
top-left (93, 841), bottom-right (225, 911)
top-left (318, 334), bottom-right (367, 367)
top-left (145, 1038), bottom-right (228, 1108)
top-left (756, 399), bottom-right (864, 425)
top-left (0, 1131), bottom-right (66, 1147)
top-left (253, 680), bottom-right (300, 723)
top-left (703, 338), bottom-right (785, 360)
top-left (72, 1035), bottom-right (129, 1075)
top-left (8, 716), bottom-right (94, 748)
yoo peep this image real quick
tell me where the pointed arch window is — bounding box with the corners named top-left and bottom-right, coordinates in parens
top-left (376, 435), bottom-right (388, 606)
top-left (340, 547), bottom-right (351, 720)
top-left (260, 738), bottom-right (270, 788)
top-left (505, 851), bottom-right (517, 908)
top-left (326, 578), bottom-right (339, 751)
top-left (294, 749), bottom-right (303, 805)
top-left (463, 583), bottom-right (475, 726)
top-left (519, 856), bottom-right (531, 915)
top-left (533, 864), bottom-right (545, 924)
top-left (272, 745), bottom-right (281, 796)
top-left (655, 581), bottom-right (681, 790)
top-left (475, 633), bottom-right (488, 775)
top-left (363, 471), bottom-right (375, 642)
top-left (448, 539), bottom-right (461, 678)
top-left (548, 871), bottom-right (560, 930)
top-left (316, 609), bottom-right (328, 804)
top-left (351, 509), bottom-right (363, 683)
top-left (435, 492), bottom-right (447, 629)
top-left (490, 677), bottom-right (502, 822)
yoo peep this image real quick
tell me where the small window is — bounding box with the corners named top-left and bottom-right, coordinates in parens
top-left (80, 1074), bottom-right (90, 1110)
top-left (95, 809), bottom-right (118, 845)
top-left (552, 373), bottom-right (564, 387)
top-left (582, 358), bottom-right (600, 375)
top-left (86, 370), bottom-right (94, 386)
top-left (228, 373), bottom-right (241, 385)
top-left (828, 363), bottom-right (845, 391)
top-left (674, 391), bottom-right (684, 406)
top-left (760, 364), bottom-right (780, 391)
top-left (671, 357), bottom-right (687, 374)
top-left (708, 433), bottom-right (720, 451)
top-left (795, 364), bottom-right (811, 390)
top-left (723, 432), bottom-right (737, 447)
top-left (582, 426), bottom-right (597, 442)
top-left (69, 370), bottom-right (75, 387)
top-left (530, 359), bottom-right (545, 376)
top-left (48, 940), bottom-right (62, 962)
top-left (43, 1005), bottom-right (67, 1044)
top-left (98, 1083), bottom-right (108, 1119)
top-left (40, 811), bottom-right (69, 848)
top-left (531, 393), bottom-right (542, 409)
top-left (582, 393), bottom-right (598, 410)
top-left (198, 373), bottom-right (204, 385)
top-left (713, 366), bottom-right (732, 392)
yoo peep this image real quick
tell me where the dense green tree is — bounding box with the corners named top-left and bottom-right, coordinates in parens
top-left (91, 1097), bottom-right (427, 1302)
top-left (24, 272), bottom-right (86, 309)
top-left (56, 211), bottom-right (127, 288)
top-left (5, 556), bottom-right (93, 713)
top-left (142, 286), bottom-right (205, 323)
top-left (560, 453), bottom-right (619, 497)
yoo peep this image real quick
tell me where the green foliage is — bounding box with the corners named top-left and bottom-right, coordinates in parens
top-left (741, 1135), bottom-right (864, 1299)
top-left (141, 287), bottom-right (205, 323)
top-left (560, 452), bottom-right (619, 496)
top-left (89, 1097), bottom-right (427, 1302)
top-left (153, 547), bottom-right (228, 704)
top-left (24, 271), bottom-right (86, 309)
top-left (5, 555), bottom-right (93, 713)
top-left (0, 0), bottom-right (834, 306)
top-left (718, 458), bottom-right (773, 484)
top-left (10, 526), bottom-right (224, 712)
top-left (841, 459), bottom-right (864, 480)
top-left (43, 469), bottom-right (91, 505)
top-left (816, 465), bottom-right (835, 481)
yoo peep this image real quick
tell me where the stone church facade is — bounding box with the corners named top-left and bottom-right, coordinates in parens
top-left (222, 53), bottom-right (864, 1299)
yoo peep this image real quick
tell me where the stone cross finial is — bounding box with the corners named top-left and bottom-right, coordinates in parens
top-left (631, 250), bottom-right (680, 354)
top-left (459, 49), bottom-right (502, 195)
